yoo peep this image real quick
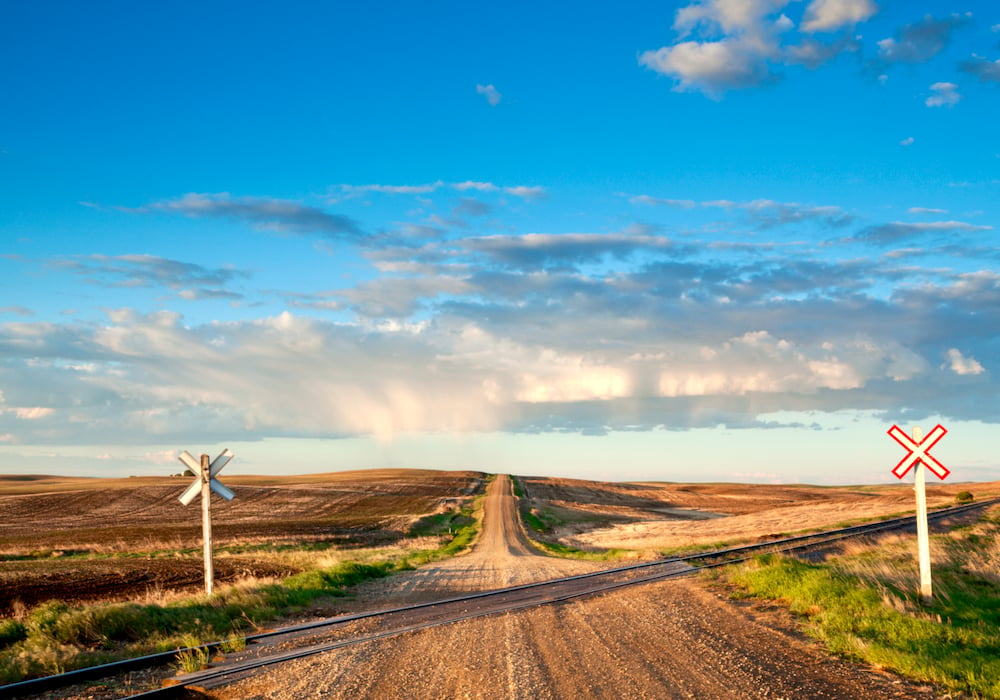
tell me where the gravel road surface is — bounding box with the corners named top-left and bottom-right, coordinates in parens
top-left (203, 476), bottom-right (938, 700)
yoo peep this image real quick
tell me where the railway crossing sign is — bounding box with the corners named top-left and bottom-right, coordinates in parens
top-left (177, 448), bottom-right (235, 595)
top-left (178, 449), bottom-right (235, 505)
top-left (888, 425), bottom-right (948, 604)
top-left (888, 424), bottom-right (949, 480)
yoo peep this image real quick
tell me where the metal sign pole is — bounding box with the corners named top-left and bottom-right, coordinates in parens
top-left (912, 427), bottom-right (933, 605)
top-left (200, 454), bottom-right (214, 596)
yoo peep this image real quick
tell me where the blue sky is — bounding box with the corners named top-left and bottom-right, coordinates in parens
top-left (2, 0), bottom-right (999, 484)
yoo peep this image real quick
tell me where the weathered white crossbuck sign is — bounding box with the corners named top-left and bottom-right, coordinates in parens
top-left (888, 424), bottom-right (948, 604)
top-left (178, 449), bottom-right (235, 595)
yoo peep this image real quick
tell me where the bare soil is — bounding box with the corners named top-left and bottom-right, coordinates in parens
top-left (0, 470), bottom-right (485, 614)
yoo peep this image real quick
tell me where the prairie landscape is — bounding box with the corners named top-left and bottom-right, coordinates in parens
top-left (2, 469), bottom-right (999, 699)
top-left (5, 469), bottom-right (993, 615)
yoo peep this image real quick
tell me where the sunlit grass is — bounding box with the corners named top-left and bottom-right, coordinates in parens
top-left (715, 506), bottom-right (1000, 698)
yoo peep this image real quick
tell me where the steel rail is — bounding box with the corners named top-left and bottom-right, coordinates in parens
top-left (1, 497), bottom-right (996, 699)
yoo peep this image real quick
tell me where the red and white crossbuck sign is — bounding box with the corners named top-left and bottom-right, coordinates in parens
top-left (888, 424), bottom-right (949, 480)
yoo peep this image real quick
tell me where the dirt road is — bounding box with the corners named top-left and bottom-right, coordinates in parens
top-left (208, 475), bottom-right (934, 700)
top-left (343, 475), bottom-right (603, 607)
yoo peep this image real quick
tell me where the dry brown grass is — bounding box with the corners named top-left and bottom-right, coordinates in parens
top-left (519, 476), bottom-right (1000, 553)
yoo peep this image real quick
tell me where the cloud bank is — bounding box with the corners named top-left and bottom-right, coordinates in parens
top-left (4, 189), bottom-right (998, 446)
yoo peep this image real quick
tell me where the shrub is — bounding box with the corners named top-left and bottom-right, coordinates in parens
top-left (0, 619), bottom-right (27, 647)
top-left (955, 491), bottom-right (974, 504)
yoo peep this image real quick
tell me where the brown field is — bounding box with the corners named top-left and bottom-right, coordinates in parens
top-left (516, 475), bottom-right (1000, 551)
top-left (0, 469), bottom-right (485, 614)
top-left (2, 469), bottom-right (997, 617)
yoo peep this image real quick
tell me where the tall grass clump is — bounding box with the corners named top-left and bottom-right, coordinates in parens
top-left (720, 506), bottom-right (1000, 699)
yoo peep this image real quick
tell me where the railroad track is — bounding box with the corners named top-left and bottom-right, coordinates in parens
top-left (2, 497), bottom-right (996, 700)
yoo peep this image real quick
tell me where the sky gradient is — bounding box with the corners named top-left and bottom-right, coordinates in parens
top-left (2, 0), bottom-right (999, 484)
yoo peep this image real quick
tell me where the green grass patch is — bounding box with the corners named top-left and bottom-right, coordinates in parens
top-left (409, 510), bottom-right (475, 538)
top-left (511, 476), bottom-right (525, 499)
top-left (529, 539), bottom-right (632, 561)
top-left (717, 509), bottom-right (1000, 699)
top-left (658, 541), bottom-right (740, 558)
top-left (522, 509), bottom-right (547, 533)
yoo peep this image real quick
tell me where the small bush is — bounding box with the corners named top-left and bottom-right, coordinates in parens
top-left (0, 619), bottom-right (27, 647)
top-left (955, 491), bottom-right (974, 504)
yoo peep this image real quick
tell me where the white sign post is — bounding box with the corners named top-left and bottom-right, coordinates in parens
top-left (888, 424), bottom-right (949, 605)
top-left (178, 449), bottom-right (235, 596)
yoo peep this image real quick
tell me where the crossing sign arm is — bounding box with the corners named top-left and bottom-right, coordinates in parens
top-left (179, 479), bottom-right (201, 506)
top-left (210, 449), bottom-right (233, 478)
top-left (178, 451), bottom-right (201, 474)
top-left (210, 479), bottom-right (235, 501)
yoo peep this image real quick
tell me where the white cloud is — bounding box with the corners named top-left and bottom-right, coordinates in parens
top-left (147, 193), bottom-right (363, 239)
top-left (629, 195), bottom-right (698, 208)
top-left (476, 84), bottom-right (502, 106)
top-left (925, 82), bottom-right (960, 108)
top-left (946, 348), bottom-right (985, 376)
top-left (12, 407), bottom-right (55, 419)
top-left (908, 207), bottom-right (947, 215)
top-left (673, 0), bottom-right (789, 37)
top-left (453, 181), bottom-right (499, 192)
top-left (143, 450), bottom-right (181, 465)
top-left (629, 195), bottom-right (851, 228)
top-left (900, 136), bottom-right (915, 146)
top-left (338, 182), bottom-right (443, 195)
top-left (801, 0), bottom-right (878, 33)
top-left (641, 0), bottom-right (876, 97)
top-left (640, 39), bottom-right (776, 98)
top-left (504, 186), bottom-right (546, 201)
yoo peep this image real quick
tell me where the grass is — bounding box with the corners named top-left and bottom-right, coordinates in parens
top-left (0, 501), bottom-right (484, 685)
top-left (527, 539), bottom-right (633, 561)
top-left (713, 506), bottom-right (1000, 698)
top-left (173, 635), bottom-right (210, 673)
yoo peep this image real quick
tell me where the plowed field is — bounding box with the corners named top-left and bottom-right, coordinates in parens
top-left (0, 469), bottom-right (485, 614)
